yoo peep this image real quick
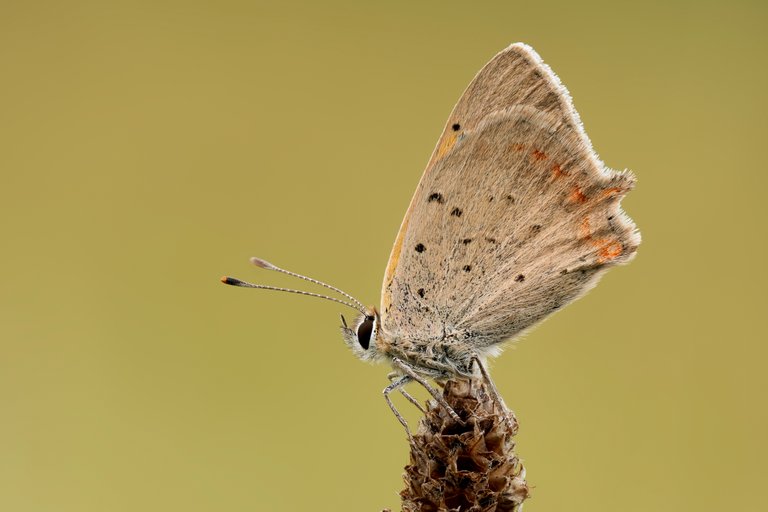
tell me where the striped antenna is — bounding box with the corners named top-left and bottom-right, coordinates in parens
top-left (220, 276), bottom-right (365, 313)
top-left (249, 257), bottom-right (367, 311)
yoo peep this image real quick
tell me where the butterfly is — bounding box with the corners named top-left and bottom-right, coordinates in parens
top-left (222, 43), bottom-right (640, 429)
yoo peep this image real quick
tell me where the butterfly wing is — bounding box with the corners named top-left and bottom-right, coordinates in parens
top-left (380, 43), bottom-right (639, 348)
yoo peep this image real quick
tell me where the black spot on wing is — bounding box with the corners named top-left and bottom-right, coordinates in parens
top-left (415, 243), bottom-right (426, 253)
top-left (452, 123), bottom-right (461, 131)
top-left (450, 207), bottom-right (463, 217)
top-left (428, 192), bottom-right (444, 204)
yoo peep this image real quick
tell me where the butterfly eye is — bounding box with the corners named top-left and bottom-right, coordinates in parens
top-left (356, 316), bottom-right (375, 350)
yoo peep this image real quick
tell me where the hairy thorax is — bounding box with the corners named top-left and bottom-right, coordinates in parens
top-left (378, 331), bottom-right (479, 379)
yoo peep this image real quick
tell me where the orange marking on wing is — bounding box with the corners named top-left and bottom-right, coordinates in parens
top-left (596, 239), bottom-right (623, 263)
top-left (436, 132), bottom-right (458, 159)
top-left (569, 186), bottom-right (588, 203)
top-left (381, 211), bottom-right (411, 311)
top-left (579, 217), bottom-right (622, 263)
top-left (579, 218), bottom-right (592, 239)
top-left (551, 163), bottom-right (568, 179)
top-left (600, 187), bottom-right (624, 199)
top-left (531, 149), bottom-right (547, 161)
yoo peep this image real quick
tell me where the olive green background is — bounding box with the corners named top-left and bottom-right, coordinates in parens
top-left (1, 1), bottom-right (766, 511)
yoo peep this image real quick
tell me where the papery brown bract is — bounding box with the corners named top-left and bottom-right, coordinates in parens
top-left (400, 379), bottom-right (529, 512)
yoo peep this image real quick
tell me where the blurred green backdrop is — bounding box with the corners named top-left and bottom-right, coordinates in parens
top-left (1, 1), bottom-right (766, 511)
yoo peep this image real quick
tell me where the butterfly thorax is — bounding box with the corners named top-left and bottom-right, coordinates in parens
top-left (377, 328), bottom-right (479, 379)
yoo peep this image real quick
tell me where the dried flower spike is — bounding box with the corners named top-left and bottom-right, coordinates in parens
top-left (399, 378), bottom-right (529, 512)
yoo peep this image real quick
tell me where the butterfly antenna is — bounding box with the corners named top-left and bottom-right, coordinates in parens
top-left (249, 256), bottom-right (367, 311)
top-left (220, 276), bottom-right (365, 313)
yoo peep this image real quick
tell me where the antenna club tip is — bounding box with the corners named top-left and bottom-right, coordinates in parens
top-left (250, 257), bottom-right (275, 270)
top-left (221, 276), bottom-right (236, 285)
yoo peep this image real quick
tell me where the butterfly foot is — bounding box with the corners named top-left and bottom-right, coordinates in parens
top-left (471, 356), bottom-right (519, 434)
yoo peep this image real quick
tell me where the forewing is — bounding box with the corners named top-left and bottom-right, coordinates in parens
top-left (382, 44), bottom-right (567, 309)
top-left (380, 44), bottom-right (639, 347)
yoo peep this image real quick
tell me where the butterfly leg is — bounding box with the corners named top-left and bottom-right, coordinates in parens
top-left (391, 358), bottom-right (465, 425)
top-left (387, 372), bottom-right (426, 414)
top-left (471, 356), bottom-right (518, 434)
top-left (383, 375), bottom-right (414, 438)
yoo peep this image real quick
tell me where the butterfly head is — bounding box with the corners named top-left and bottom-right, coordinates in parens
top-left (340, 307), bottom-right (382, 362)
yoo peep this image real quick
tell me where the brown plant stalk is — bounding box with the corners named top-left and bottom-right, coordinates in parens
top-left (392, 378), bottom-right (529, 512)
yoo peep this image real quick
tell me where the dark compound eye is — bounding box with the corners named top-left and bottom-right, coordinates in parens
top-left (357, 316), bottom-right (375, 350)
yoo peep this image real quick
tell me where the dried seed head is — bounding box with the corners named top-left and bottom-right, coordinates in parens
top-left (400, 378), bottom-right (529, 512)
